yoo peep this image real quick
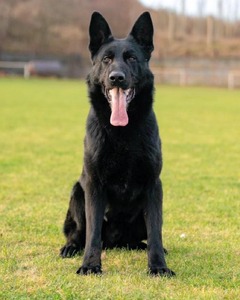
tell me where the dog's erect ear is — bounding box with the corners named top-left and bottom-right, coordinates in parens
top-left (89, 12), bottom-right (113, 58)
top-left (129, 12), bottom-right (154, 60)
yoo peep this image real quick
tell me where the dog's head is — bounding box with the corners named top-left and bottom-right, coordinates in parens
top-left (88, 12), bottom-right (154, 126)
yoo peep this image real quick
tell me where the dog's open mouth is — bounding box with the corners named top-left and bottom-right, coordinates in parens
top-left (105, 88), bottom-right (135, 127)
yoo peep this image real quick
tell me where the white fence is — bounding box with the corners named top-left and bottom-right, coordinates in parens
top-left (0, 61), bottom-right (29, 78)
top-left (1, 61), bottom-right (240, 89)
top-left (228, 71), bottom-right (240, 89)
top-left (152, 67), bottom-right (240, 89)
top-left (151, 68), bottom-right (187, 86)
top-left (0, 60), bottom-right (63, 78)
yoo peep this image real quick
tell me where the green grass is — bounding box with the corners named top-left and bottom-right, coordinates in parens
top-left (0, 78), bottom-right (239, 299)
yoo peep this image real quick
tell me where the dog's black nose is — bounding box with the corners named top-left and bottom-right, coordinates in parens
top-left (109, 71), bottom-right (125, 84)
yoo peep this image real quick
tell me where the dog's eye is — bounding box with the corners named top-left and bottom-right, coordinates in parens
top-left (128, 56), bottom-right (137, 62)
top-left (103, 56), bottom-right (112, 63)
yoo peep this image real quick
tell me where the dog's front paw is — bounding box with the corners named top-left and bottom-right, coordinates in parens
top-left (60, 244), bottom-right (80, 258)
top-left (76, 265), bottom-right (102, 275)
top-left (149, 266), bottom-right (176, 277)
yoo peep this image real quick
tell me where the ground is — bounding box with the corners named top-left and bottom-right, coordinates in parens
top-left (0, 78), bottom-right (239, 299)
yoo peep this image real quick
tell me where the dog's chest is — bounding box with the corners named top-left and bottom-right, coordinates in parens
top-left (98, 138), bottom-right (149, 191)
top-left (100, 141), bottom-right (133, 176)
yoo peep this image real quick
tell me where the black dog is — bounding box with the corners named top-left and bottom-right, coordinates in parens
top-left (60, 11), bottom-right (175, 277)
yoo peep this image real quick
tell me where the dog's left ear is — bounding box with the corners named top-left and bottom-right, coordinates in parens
top-left (129, 12), bottom-right (154, 60)
top-left (89, 12), bottom-right (113, 58)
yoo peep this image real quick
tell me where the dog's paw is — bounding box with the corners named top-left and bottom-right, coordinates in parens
top-left (60, 244), bottom-right (79, 258)
top-left (76, 265), bottom-right (102, 275)
top-left (149, 267), bottom-right (176, 277)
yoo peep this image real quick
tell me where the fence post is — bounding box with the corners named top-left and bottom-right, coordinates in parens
top-left (180, 69), bottom-right (187, 86)
top-left (24, 64), bottom-right (30, 79)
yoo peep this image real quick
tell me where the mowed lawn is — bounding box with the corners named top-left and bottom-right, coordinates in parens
top-left (0, 78), bottom-right (239, 299)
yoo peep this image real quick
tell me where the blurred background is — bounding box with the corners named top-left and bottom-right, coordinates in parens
top-left (1, 0), bottom-right (240, 88)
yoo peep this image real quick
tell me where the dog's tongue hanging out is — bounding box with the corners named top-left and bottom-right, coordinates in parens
top-left (109, 88), bottom-right (129, 126)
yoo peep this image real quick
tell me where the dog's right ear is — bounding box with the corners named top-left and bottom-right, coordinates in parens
top-left (89, 12), bottom-right (113, 58)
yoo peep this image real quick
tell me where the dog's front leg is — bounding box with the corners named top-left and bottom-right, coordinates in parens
top-left (77, 183), bottom-right (105, 275)
top-left (144, 180), bottom-right (175, 277)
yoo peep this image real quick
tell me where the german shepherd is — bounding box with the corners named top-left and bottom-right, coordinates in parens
top-left (60, 11), bottom-right (175, 277)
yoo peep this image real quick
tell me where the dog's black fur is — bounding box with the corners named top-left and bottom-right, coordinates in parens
top-left (60, 11), bottom-right (175, 277)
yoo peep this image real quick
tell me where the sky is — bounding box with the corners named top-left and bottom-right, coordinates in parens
top-left (139, 0), bottom-right (240, 20)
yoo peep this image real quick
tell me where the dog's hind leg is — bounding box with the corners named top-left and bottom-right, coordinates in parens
top-left (60, 181), bottom-right (86, 258)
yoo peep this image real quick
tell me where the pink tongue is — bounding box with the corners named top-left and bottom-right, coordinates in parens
top-left (109, 88), bottom-right (128, 126)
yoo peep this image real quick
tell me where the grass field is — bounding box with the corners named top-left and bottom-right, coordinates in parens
top-left (0, 78), bottom-right (239, 299)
